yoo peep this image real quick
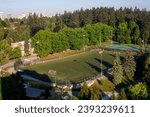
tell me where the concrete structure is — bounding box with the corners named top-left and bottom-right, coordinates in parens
top-left (11, 39), bottom-right (34, 56)
top-left (11, 41), bottom-right (25, 56)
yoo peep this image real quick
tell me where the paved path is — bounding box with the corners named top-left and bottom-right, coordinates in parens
top-left (0, 60), bottom-right (15, 69)
top-left (34, 51), bottom-right (87, 65)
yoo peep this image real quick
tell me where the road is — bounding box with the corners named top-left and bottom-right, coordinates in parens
top-left (0, 60), bottom-right (15, 69)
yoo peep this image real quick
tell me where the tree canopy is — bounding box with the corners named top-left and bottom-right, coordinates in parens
top-left (129, 82), bottom-right (148, 100)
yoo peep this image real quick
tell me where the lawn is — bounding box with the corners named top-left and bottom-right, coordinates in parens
top-left (98, 78), bottom-right (115, 91)
top-left (23, 51), bottom-right (115, 83)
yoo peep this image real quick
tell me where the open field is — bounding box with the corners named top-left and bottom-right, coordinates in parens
top-left (22, 51), bottom-right (115, 83)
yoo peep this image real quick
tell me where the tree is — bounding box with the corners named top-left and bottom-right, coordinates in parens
top-left (84, 23), bottom-right (113, 45)
top-left (129, 82), bottom-right (148, 100)
top-left (32, 30), bottom-right (53, 57)
top-left (57, 32), bottom-right (69, 51)
top-left (24, 39), bottom-right (30, 55)
top-left (129, 22), bottom-right (140, 45)
top-left (113, 54), bottom-right (124, 85)
top-left (0, 40), bottom-right (12, 60)
top-left (111, 90), bottom-right (117, 100)
top-left (0, 29), bottom-right (4, 40)
top-left (143, 55), bottom-right (150, 84)
top-left (117, 22), bottom-right (131, 44)
top-left (78, 82), bottom-right (90, 100)
top-left (0, 51), bottom-right (5, 65)
top-left (123, 51), bottom-right (136, 80)
top-left (9, 47), bottom-right (21, 60)
top-left (51, 32), bottom-right (69, 53)
top-left (61, 27), bottom-right (88, 50)
top-left (14, 59), bottom-right (23, 71)
top-left (89, 82), bottom-right (101, 100)
top-left (117, 89), bottom-right (127, 100)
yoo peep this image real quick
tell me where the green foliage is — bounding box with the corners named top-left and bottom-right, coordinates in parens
top-left (78, 82), bottom-right (90, 100)
top-left (0, 29), bottom-right (5, 40)
top-left (0, 40), bottom-right (11, 64)
top-left (123, 51), bottom-right (136, 80)
top-left (1, 20), bottom-right (9, 27)
top-left (129, 82), bottom-right (148, 100)
top-left (32, 30), bottom-right (53, 57)
top-left (99, 79), bottom-right (115, 91)
top-left (6, 26), bottom-right (30, 42)
top-left (89, 82), bottom-right (101, 100)
top-left (143, 55), bottom-right (150, 84)
top-left (0, 51), bottom-right (5, 65)
top-left (0, 40), bottom-right (21, 65)
top-left (9, 47), bottom-right (22, 59)
top-left (84, 23), bottom-right (113, 45)
top-left (61, 27), bottom-right (88, 50)
top-left (14, 59), bottom-right (23, 71)
top-left (24, 39), bottom-right (30, 55)
top-left (72, 96), bottom-right (79, 100)
top-left (118, 22), bottom-right (131, 44)
top-left (0, 40), bottom-right (11, 55)
top-left (113, 54), bottom-right (124, 85)
top-left (52, 32), bottom-right (69, 53)
top-left (117, 89), bottom-right (127, 100)
top-left (58, 32), bottom-right (70, 51)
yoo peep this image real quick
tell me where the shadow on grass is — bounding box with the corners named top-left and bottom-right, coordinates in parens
top-left (115, 78), bottom-right (134, 90)
top-left (85, 62), bottom-right (101, 73)
top-left (95, 58), bottom-right (113, 68)
top-left (21, 70), bottom-right (52, 83)
top-left (0, 73), bottom-right (26, 100)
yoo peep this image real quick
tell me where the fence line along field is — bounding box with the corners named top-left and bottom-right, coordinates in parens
top-left (22, 50), bottom-right (115, 83)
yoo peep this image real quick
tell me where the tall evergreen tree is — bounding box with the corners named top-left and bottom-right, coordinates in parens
top-left (143, 55), bottom-right (150, 84)
top-left (117, 89), bottom-right (127, 100)
top-left (78, 82), bottom-right (90, 100)
top-left (113, 54), bottom-right (124, 85)
top-left (123, 51), bottom-right (136, 80)
top-left (89, 82), bottom-right (101, 100)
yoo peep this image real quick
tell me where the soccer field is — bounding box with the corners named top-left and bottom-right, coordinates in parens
top-left (23, 51), bottom-right (115, 83)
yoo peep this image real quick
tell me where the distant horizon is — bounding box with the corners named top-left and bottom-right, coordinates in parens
top-left (0, 0), bottom-right (150, 17)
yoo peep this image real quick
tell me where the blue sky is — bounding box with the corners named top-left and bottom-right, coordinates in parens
top-left (0, 0), bottom-right (150, 15)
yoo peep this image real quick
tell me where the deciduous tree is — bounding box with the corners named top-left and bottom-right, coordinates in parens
top-left (129, 82), bottom-right (148, 100)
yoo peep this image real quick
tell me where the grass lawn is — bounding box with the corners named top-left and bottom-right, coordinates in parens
top-left (98, 78), bottom-right (115, 91)
top-left (23, 51), bottom-right (115, 83)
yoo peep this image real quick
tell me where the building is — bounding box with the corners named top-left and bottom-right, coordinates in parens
top-left (0, 12), bottom-right (4, 20)
top-left (11, 41), bottom-right (25, 56)
top-left (0, 12), bottom-right (12, 20)
top-left (18, 13), bottom-right (29, 19)
top-left (11, 39), bottom-right (34, 56)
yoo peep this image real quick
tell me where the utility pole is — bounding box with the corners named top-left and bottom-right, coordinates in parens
top-left (99, 38), bottom-right (103, 77)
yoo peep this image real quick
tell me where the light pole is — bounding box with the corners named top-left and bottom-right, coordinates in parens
top-left (83, 34), bottom-right (86, 52)
top-left (99, 50), bottom-right (103, 77)
top-left (99, 38), bottom-right (103, 77)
